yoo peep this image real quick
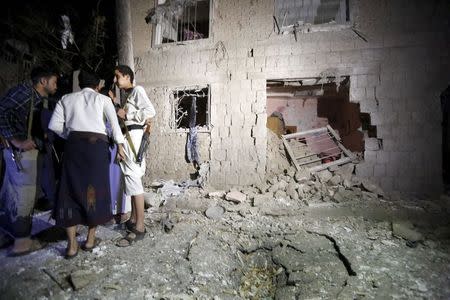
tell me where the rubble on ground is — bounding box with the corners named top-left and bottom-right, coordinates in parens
top-left (0, 149), bottom-right (449, 298)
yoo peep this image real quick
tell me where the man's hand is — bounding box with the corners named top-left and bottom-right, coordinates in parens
top-left (117, 108), bottom-right (127, 120)
top-left (108, 90), bottom-right (116, 102)
top-left (10, 138), bottom-right (36, 151)
top-left (116, 144), bottom-right (126, 162)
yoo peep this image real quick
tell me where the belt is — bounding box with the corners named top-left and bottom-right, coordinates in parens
top-left (126, 124), bottom-right (144, 131)
top-left (69, 131), bottom-right (108, 143)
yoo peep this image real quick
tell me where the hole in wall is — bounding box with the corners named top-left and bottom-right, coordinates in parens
top-left (266, 76), bottom-right (364, 153)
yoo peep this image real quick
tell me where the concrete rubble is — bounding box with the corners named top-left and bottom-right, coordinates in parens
top-left (1, 156), bottom-right (449, 299)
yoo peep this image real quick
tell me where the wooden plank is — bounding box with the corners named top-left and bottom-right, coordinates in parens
top-left (282, 135), bottom-right (301, 171)
top-left (309, 157), bottom-right (352, 172)
top-left (282, 127), bottom-right (327, 139)
top-left (282, 125), bottom-right (355, 173)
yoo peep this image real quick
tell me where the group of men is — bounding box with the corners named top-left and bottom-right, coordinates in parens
top-left (0, 65), bottom-right (155, 258)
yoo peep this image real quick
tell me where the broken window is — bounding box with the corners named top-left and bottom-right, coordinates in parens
top-left (148, 0), bottom-right (211, 45)
top-left (172, 86), bottom-right (210, 130)
top-left (274, 0), bottom-right (350, 35)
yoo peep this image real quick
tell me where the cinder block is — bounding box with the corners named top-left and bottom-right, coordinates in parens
top-left (244, 114), bottom-right (257, 127)
top-left (359, 98), bottom-right (378, 113)
top-left (355, 162), bottom-right (374, 178)
top-left (289, 55), bottom-right (301, 66)
top-left (369, 112), bottom-right (383, 126)
top-left (300, 53), bottom-right (316, 67)
top-left (398, 112), bottom-right (412, 125)
top-left (231, 114), bottom-right (245, 127)
top-left (265, 56), bottom-right (277, 68)
top-left (374, 164), bottom-right (386, 177)
top-left (219, 126), bottom-right (230, 138)
top-left (361, 48), bottom-right (386, 62)
top-left (265, 45), bottom-right (279, 57)
top-left (325, 52), bottom-right (341, 65)
top-left (277, 56), bottom-right (290, 67)
top-left (251, 79), bottom-right (266, 91)
top-left (254, 57), bottom-right (265, 68)
top-left (251, 124), bottom-right (266, 139)
top-left (376, 151), bottom-right (390, 164)
top-left (364, 150), bottom-right (377, 163)
top-left (213, 149), bottom-right (227, 161)
top-left (224, 114), bottom-right (231, 127)
top-left (349, 86), bottom-right (365, 103)
top-left (379, 176), bottom-right (394, 191)
top-left (364, 138), bottom-right (381, 152)
top-left (246, 57), bottom-right (255, 68)
top-left (341, 50), bottom-right (363, 64)
top-left (253, 47), bottom-right (266, 57)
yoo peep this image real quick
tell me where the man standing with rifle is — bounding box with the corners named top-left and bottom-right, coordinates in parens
top-left (110, 65), bottom-right (155, 247)
top-left (0, 65), bottom-right (58, 256)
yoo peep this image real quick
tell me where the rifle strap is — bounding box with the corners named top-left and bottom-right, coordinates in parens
top-left (121, 89), bottom-right (138, 161)
top-left (123, 123), bottom-right (138, 162)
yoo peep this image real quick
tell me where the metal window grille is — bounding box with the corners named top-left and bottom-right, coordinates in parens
top-left (155, 0), bottom-right (210, 45)
top-left (172, 86), bottom-right (210, 129)
top-left (275, 0), bottom-right (349, 27)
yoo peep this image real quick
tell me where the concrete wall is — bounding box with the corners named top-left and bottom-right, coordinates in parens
top-left (130, 0), bottom-right (450, 196)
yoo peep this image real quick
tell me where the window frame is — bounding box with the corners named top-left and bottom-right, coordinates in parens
top-left (152, 0), bottom-right (213, 47)
top-left (274, 0), bottom-right (352, 35)
top-left (170, 84), bottom-right (211, 133)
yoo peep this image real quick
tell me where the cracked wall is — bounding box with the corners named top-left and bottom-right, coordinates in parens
top-left (130, 0), bottom-right (450, 195)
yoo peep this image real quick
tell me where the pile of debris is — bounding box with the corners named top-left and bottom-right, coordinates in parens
top-left (206, 163), bottom-right (385, 215)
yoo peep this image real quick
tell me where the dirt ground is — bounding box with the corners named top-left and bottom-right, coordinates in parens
top-left (0, 181), bottom-right (449, 300)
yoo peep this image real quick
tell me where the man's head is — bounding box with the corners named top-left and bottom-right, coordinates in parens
top-left (78, 70), bottom-right (100, 90)
top-left (31, 66), bottom-right (58, 97)
top-left (114, 65), bottom-right (134, 89)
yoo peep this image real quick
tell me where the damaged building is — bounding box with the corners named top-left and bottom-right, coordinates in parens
top-left (115, 0), bottom-right (450, 196)
top-left (1, 1), bottom-right (450, 299)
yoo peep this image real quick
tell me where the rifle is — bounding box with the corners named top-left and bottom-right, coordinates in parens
top-left (136, 120), bottom-right (152, 164)
top-left (0, 137), bottom-right (24, 172)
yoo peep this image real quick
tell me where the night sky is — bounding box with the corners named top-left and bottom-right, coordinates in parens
top-left (1, 0), bottom-right (117, 94)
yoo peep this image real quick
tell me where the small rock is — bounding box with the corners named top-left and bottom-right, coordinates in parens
top-left (294, 169), bottom-right (311, 183)
top-left (225, 191), bottom-right (246, 204)
top-left (253, 194), bottom-right (272, 207)
top-left (328, 175), bottom-right (342, 186)
top-left (144, 192), bottom-right (162, 208)
top-left (392, 221), bottom-right (424, 242)
top-left (205, 206), bottom-right (225, 220)
top-left (361, 180), bottom-right (384, 196)
top-left (208, 191), bottom-right (226, 198)
top-left (70, 270), bottom-right (98, 290)
top-left (316, 170), bottom-right (333, 183)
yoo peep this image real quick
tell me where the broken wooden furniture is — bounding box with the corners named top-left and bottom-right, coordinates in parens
top-left (282, 125), bottom-right (355, 172)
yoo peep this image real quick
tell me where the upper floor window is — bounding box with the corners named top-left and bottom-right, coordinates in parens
top-left (274, 0), bottom-right (350, 34)
top-left (147, 0), bottom-right (211, 46)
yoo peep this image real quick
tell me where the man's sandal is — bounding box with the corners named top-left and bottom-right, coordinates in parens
top-left (115, 228), bottom-right (146, 247)
top-left (81, 237), bottom-right (102, 252)
top-left (125, 219), bottom-right (136, 232)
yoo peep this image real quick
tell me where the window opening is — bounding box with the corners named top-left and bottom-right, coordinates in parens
top-left (274, 0), bottom-right (351, 36)
top-left (173, 86), bottom-right (209, 129)
top-left (147, 0), bottom-right (210, 45)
